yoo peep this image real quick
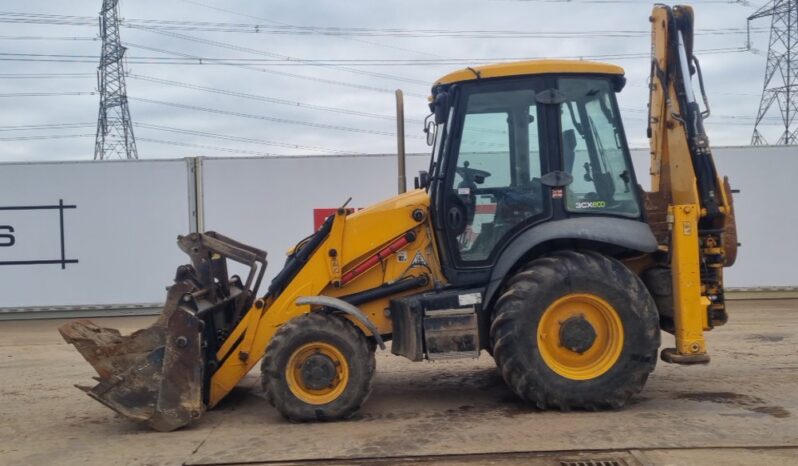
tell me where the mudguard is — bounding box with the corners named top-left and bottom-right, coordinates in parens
top-left (483, 217), bottom-right (658, 307)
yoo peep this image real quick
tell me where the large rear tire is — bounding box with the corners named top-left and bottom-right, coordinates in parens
top-left (490, 250), bottom-right (659, 410)
top-left (261, 312), bottom-right (376, 421)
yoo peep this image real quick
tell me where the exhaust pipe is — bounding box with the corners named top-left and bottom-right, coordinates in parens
top-left (396, 89), bottom-right (406, 194)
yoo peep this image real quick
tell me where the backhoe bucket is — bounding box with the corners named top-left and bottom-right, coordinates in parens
top-left (60, 232), bottom-right (267, 432)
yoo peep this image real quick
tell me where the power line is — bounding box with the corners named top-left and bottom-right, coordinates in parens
top-left (504, 0), bottom-right (752, 4)
top-left (126, 26), bottom-right (763, 38)
top-left (0, 133), bottom-right (94, 141)
top-left (0, 47), bottom-right (750, 65)
top-left (129, 97), bottom-right (425, 139)
top-left (127, 74), bottom-right (493, 137)
top-left (120, 43), bottom-right (429, 98)
top-left (0, 91), bottom-right (94, 97)
top-left (136, 137), bottom-right (286, 157)
top-left (129, 25), bottom-right (429, 85)
top-left (0, 122), bottom-right (95, 131)
top-left (622, 107), bottom-right (783, 122)
top-left (0, 35), bottom-right (96, 40)
top-left (135, 122), bottom-right (365, 155)
top-left (624, 114), bottom-right (780, 126)
top-left (0, 11), bottom-right (766, 38)
top-left (624, 82), bottom-right (762, 97)
top-left (176, 0), bottom-right (444, 58)
top-left (128, 74), bottom-right (425, 124)
top-left (0, 122), bottom-right (367, 155)
top-left (0, 73), bottom-right (94, 78)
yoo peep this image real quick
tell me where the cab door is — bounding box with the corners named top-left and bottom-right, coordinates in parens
top-left (433, 78), bottom-right (553, 284)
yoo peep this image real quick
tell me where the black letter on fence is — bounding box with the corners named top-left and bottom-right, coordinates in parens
top-left (0, 226), bottom-right (14, 247)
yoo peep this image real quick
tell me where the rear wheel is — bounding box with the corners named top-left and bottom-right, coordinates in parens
top-left (490, 250), bottom-right (659, 410)
top-left (261, 312), bottom-right (375, 421)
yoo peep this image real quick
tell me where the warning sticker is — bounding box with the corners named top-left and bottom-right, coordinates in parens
top-left (397, 250), bottom-right (408, 262)
top-left (458, 292), bottom-right (482, 306)
top-left (411, 251), bottom-right (428, 267)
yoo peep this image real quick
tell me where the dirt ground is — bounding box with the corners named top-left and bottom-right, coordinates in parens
top-left (1, 299), bottom-right (796, 466)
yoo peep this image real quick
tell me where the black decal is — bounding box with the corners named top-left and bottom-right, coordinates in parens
top-left (0, 225), bottom-right (14, 247)
top-left (59, 199), bottom-right (66, 269)
top-left (0, 201), bottom-right (77, 268)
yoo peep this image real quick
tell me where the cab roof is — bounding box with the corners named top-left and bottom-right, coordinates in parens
top-left (434, 59), bottom-right (625, 86)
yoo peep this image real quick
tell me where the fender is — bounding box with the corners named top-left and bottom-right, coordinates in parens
top-left (295, 295), bottom-right (387, 350)
top-left (483, 217), bottom-right (658, 307)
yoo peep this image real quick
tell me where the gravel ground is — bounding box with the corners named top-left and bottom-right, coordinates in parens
top-left (0, 299), bottom-right (796, 465)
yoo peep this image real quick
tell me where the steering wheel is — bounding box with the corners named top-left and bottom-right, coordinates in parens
top-left (455, 161), bottom-right (491, 185)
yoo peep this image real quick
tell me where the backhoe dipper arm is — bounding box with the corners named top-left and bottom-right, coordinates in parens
top-left (647, 4), bottom-right (736, 363)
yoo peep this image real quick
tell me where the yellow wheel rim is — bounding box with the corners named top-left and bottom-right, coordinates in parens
top-left (537, 293), bottom-right (624, 381)
top-left (285, 342), bottom-right (349, 405)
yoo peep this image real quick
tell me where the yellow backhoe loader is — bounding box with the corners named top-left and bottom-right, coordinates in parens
top-left (61, 4), bottom-right (737, 431)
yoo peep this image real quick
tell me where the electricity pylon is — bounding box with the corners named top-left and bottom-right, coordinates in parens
top-left (749, 0), bottom-right (798, 145)
top-left (94, 0), bottom-right (138, 160)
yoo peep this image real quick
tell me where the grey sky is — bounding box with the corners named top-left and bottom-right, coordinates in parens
top-left (0, 0), bottom-right (780, 162)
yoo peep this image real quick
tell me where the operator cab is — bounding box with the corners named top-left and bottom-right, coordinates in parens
top-left (424, 60), bottom-right (644, 284)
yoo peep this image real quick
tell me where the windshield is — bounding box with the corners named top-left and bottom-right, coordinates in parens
top-left (558, 77), bottom-right (640, 217)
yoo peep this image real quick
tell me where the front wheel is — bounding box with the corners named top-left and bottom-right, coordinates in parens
top-left (490, 250), bottom-right (660, 410)
top-left (261, 312), bottom-right (376, 421)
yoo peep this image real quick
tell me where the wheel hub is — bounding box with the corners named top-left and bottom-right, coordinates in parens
top-left (559, 315), bottom-right (597, 354)
top-left (300, 353), bottom-right (337, 390)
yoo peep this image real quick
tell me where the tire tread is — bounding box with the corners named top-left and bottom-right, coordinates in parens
top-left (261, 312), bottom-right (375, 421)
top-left (490, 250), bottom-right (660, 411)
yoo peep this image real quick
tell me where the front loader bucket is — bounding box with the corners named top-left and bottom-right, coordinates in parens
top-left (60, 232), bottom-right (267, 432)
top-left (60, 282), bottom-right (204, 432)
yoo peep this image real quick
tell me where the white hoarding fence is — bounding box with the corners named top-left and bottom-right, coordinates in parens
top-left (629, 145), bottom-right (798, 289)
top-left (0, 147), bottom-right (794, 317)
top-left (0, 159), bottom-right (194, 314)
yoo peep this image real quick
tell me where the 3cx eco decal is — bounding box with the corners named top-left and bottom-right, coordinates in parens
top-left (0, 199), bottom-right (78, 269)
top-left (574, 201), bottom-right (607, 209)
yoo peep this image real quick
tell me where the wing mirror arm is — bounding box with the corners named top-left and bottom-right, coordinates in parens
top-left (415, 171), bottom-right (430, 189)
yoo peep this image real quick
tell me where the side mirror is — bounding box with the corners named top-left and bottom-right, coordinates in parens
top-left (424, 119), bottom-right (436, 146)
top-left (415, 170), bottom-right (430, 189)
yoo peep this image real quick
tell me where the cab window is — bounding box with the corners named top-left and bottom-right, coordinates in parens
top-left (447, 85), bottom-right (546, 263)
top-left (558, 78), bottom-right (640, 217)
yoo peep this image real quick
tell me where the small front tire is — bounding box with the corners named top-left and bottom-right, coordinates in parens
top-left (261, 312), bottom-right (376, 421)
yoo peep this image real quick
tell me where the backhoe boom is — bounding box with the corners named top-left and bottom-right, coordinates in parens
top-left (647, 4), bottom-right (737, 363)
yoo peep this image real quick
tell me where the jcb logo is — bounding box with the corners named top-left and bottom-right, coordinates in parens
top-left (0, 225), bottom-right (14, 247)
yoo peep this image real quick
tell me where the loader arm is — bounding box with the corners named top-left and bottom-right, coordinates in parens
top-left (206, 190), bottom-right (440, 406)
top-left (647, 4), bottom-right (737, 363)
